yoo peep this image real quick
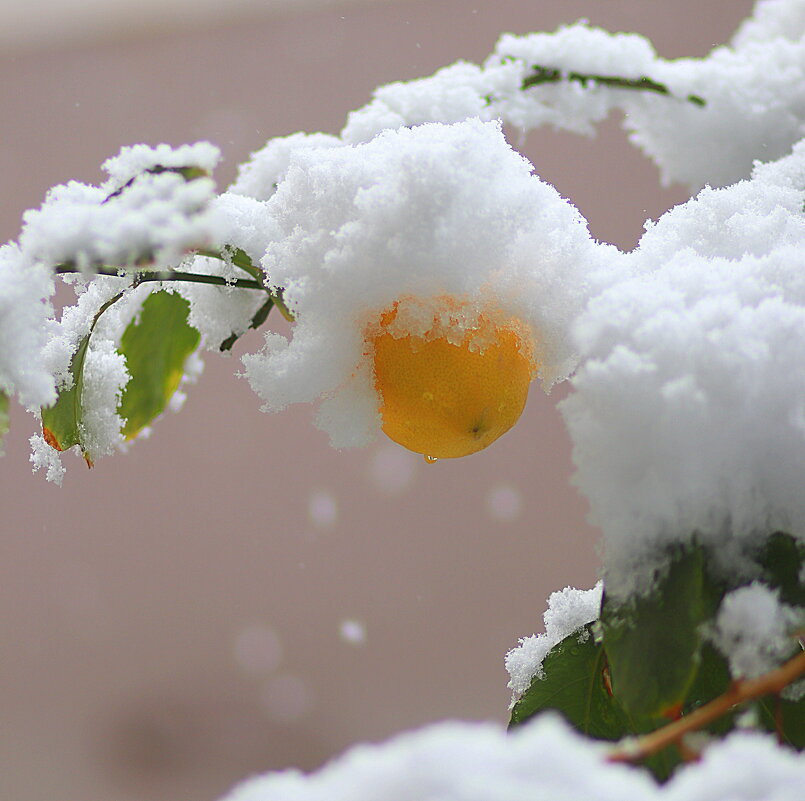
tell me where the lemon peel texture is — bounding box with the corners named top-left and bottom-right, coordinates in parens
top-left (367, 296), bottom-right (536, 459)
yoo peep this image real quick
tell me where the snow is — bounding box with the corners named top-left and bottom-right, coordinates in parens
top-left (218, 716), bottom-right (805, 801)
top-left (30, 278), bottom-right (200, 481)
top-left (341, 61), bottom-right (496, 144)
top-left (28, 432), bottom-right (66, 485)
top-left (0, 244), bottom-right (56, 408)
top-left (709, 582), bottom-right (802, 680)
top-left (19, 165), bottom-right (222, 270)
top-left (490, 14), bottom-right (805, 190)
top-left (0, 0), bottom-right (802, 792)
top-left (230, 133), bottom-right (343, 201)
top-left (101, 142), bottom-right (220, 187)
top-left (733, 0), bottom-right (805, 46)
top-left (172, 193), bottom-right (281, 351)
top-left (505, 583), bottom-right (603, 702)
top-left (560, 140), bottom-right (805, 597)
top-left (339, 4), bottom-right (805, 190)
top-left (241, 118), bottom-right (619, 448)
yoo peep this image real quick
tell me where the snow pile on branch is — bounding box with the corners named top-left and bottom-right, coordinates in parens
top-left (0, 245), bottom-right (55, 408)
top-left (733, 0), bottom-right (805, 45)
top-left (560, 140), bottom-right (805, 596)
top-left (19, 142), bottom-right (223, 270)
top-left (30, 275), bottom-right (203, 484)
top-left (505, 583), bottom-right (602, 702)
top-left (239, 118), bottom-right (621, 448)
top-left (340, 0), bottom-right (805, 190)
top-left (230, 132), bottom-right (343, 201)
top-left (172, 192), bottom-right (282, 351)
top-left (219, 716), bottom-right (805, 801)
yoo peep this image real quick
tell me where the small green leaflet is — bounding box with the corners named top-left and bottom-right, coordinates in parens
top-left (0, 391), bottom-right (9, 452)
top-left (41, 331), bottom-right (94, 465)
top-left (509, 624), bottom-right (631, 740)
top-left (41, 289), bottom-right (125, 466)
top-left (118, 290), bottom-right (200, 439)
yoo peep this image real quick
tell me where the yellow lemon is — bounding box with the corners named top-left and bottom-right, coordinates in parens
top-left (368, 297), bottom-right (536, 459)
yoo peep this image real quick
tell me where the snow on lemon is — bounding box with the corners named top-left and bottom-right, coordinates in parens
top-left (368, 296), bottom-right (536, 459)
top-left (240, 119), bottom-right (619, 452)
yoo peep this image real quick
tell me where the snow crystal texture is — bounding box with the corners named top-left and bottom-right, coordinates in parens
top-left (561, 140), bottom-right (805, 596)
top-left (240, 118), bottom-right (620, 448)
top-left (219, 717), bottom-right (805, 801)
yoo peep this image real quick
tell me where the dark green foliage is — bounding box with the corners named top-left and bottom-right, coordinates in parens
top-left (509, 624), bottom-right (630, 739)
top-left (601, 544), bottom-right (713, 718)
top-left (509, 533), bottom-right (804, 782)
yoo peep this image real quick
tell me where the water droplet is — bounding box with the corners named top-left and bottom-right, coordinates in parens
top-left (424, 455), bottom-right (438, 464)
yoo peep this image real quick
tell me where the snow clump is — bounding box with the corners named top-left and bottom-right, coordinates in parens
top-left (241, 118), bottom-right (622, 449)
top-left (19, 142), bottom-right (224, 270)
top-left (341, 0), bottom-right (805, 190)
top-left (505, 583), bottom-right (603, 703)
top-left (709, 582), bottom-right (803, 680)
top-left (561, 140), bottom-right (805, 597)
top-left (0, 244), bottom-right (56, 409)
top-left (219, 716), bottom-right (805, 801)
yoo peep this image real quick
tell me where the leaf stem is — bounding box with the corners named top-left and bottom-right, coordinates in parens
top-left (608, 648), bottom-right (805, 764)
top-left (521, 65), bottom-right (705, 107)
top-left (197, 248), bottom-right (295, 321)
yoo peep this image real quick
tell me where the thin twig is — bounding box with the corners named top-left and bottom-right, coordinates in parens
top-left (55, 263), bottom-right (264, 291)
top-left (608, 649), bottom-right (805, 764)
top-left (522, 65), bottom-right (705, 107)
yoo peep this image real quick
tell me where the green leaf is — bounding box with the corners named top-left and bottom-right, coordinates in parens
top-left (756, 688), bottom-right (805, 749)
top-left (41, 332), bottom-right (93, 463)
top-left (684, 642), bottom-right (735, 734)
top-left (40, 290), bottom-right (126, 465)
top-left (118, 290), bottom-right (200, 439)
top-left (778, 694), bottom-right (805, 748)
top-left (756, 532), bottom-right (805, 607)
top-left (509, 624), bottom-right (631, 740)
top-left (507, 622), bottom-right (686, 782)
top-left (0, 391), bottom-right (9, 451)
top-left (601, 543), bottom-right (714, 717)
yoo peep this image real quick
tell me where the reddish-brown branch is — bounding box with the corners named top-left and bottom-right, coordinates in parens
top-left (608, 648), bottom-right (805, 764)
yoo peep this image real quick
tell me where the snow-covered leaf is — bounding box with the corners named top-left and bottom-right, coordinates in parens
top-left (40, 331), bottom-right (93, 464)
top-left (509, 623), bottom-right (630, 740)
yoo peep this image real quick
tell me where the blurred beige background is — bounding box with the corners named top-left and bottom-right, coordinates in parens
top-left (0, 2), bottom-right (752, 800)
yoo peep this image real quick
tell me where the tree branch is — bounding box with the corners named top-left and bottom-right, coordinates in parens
top-left (522, 65), bottom-right (705, 107)
top-left (55, 263), bottom-right (264, 291)
top-left (608, 648), bottom-right (805, 764)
